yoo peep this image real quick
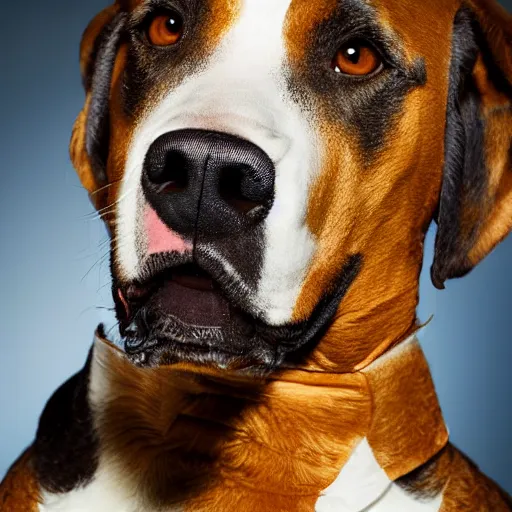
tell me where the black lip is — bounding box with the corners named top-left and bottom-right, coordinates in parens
top-left (137, 251), bottom-right (194, 286)
top-left (115, 254), bottom-right (363, 375)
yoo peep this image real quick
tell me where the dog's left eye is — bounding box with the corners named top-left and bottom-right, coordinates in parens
top-left (147, 10), bottom-right (184, 46)
top-left (332, 40), bottom-right (383, 76)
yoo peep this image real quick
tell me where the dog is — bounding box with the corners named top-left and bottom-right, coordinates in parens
top-left (1, 0), bottom-right (511, 510)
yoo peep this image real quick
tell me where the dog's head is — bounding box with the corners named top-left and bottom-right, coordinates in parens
top-left (72, 0), bottom-right (512, 373)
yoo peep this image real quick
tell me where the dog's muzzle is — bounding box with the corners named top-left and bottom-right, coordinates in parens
top-left (115, 129), bottom-right (360, 372)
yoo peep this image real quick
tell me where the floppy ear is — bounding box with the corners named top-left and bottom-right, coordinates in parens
top-left (431, 1), bottom-right (512, 289)
top-left (69, 4), bottom-right (126, 210)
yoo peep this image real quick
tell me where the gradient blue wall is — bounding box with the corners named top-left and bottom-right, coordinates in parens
top-left (1, 0), bottom-right (511, 492)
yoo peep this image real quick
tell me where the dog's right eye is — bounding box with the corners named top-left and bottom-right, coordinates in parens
top-left (332, 40), bottom-right (383, 77)
top-left (147, 10), bottom-right (184, 46)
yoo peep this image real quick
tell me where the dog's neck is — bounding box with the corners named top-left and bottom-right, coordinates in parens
top-left (294, 249), bottom-right (423, 374)
top-left (84, 332), bottom-right (448, 510)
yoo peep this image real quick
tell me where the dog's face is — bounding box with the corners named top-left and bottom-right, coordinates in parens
top-left (72, 0), bottom-right (512, 373)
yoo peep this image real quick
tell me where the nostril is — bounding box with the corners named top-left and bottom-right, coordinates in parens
top-left (142, 129), bottom-right (275, 235)
top-left (218, 165), bottom-right (266, 215)
top-left (147, 150), bottom-right (189, 194)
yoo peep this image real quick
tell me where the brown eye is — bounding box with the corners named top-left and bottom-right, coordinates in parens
top-left (332, 41), bottom-right (383, 76)
top-left (147, 11), bottom-right (184, 46)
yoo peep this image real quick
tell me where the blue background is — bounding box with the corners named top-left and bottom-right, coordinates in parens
top-left (1, 0), bottom-right (511, 491)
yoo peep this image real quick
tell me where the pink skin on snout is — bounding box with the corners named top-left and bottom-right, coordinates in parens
top-left (117, 206), bottom-right (193, 319)
top-left (144, 206), bottom-right (192, 256)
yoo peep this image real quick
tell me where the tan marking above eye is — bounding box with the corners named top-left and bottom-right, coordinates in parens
top-left (147, 11), bottom-right (184, 46)
top-left (333, 41), bottom-right (383, 76)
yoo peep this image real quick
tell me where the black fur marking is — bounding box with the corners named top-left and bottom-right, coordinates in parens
top-left (33, 351), bottom-right (99, 494)
top-left (431, 8), bottom-right (492, 289)
top-left (196, 224), bottom-right (266, 292)
top-left (121, 0), bottom-right (213, 116)
top-left (396, 445), bottom-right (450, 500)
top-left (286, 0), bottom-right (426, 159)
top-left (281, 254), bottom-right (363, 367)
top-left (86, 12), bottom-right (127, 186)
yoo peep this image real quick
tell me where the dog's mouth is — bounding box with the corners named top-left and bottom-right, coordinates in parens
top-left (122, 263), bottom-right (229, 328)
top-left (115, 257), bottom-right (262, 370)
top-left (115, 254), bottom-right (362, 374)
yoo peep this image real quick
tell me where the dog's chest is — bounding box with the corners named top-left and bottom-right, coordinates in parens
top-left (38, 481), bottom-right (442, 512)
top-left (37, 443), bottom-right (443, 512)
top-left (38, 341), bottom-right (445, 512)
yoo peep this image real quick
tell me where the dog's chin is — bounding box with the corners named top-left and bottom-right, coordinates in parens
top-left (115, 254), bottom-right (362, 375)
top-left (124, 319), bottom-right (281, 375)
top-left (122, 283), bottom-right (283, 374)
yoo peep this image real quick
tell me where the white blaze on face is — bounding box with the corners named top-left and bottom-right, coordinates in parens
top-left (116, 0), bottom-right (319, 326)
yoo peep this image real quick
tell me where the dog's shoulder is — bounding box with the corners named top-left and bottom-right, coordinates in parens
top-left (0, 447), bottom-right (40, 512)
top-left (443, 445), bottom-right (512, 511)
top-left (397, 443), bottom-right (512, 511)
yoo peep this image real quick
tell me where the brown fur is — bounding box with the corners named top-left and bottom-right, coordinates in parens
top-left (90, 335), bottom-right (449, 509)
top-left (467, 0), bottom-right (512, 84)
top-left (204, 0), bottom-right (241, 50)
top-left (0, 448), bottom-right (40, 512)
top-left (93, 339), bottom-right (371, 509)
top-left (362, 341), bottom-right (448, 479)
top-left (440, 448), bottom-right (512, 511)
top-left (397, 444), bottom-right (512, 510)
top-left (283, 0), bottom-right (512, 377)
top-left (285, 0), bottom-right (338, 64)
top-left (284, 0), bottom-right (456, 372)
top-left (467, 56), bottom-right (512, 267)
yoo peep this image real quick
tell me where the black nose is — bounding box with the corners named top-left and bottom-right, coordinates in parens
top-left (142, 129), bottom-right (275, 238)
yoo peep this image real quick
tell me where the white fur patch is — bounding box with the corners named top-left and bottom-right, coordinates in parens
top-left (38, 467), bottom-right (154, 512)
top-left (38, 460), bottom-right (185, 512)
top-left (315, 439), bottom-right (443, 512)
top-left (116, 0), bottom-right (319, 324)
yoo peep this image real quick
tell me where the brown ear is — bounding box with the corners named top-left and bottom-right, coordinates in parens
top-left (69, 4), bottom-right (125, 209)
top-left (431, 1), bottom-right (512, 289)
